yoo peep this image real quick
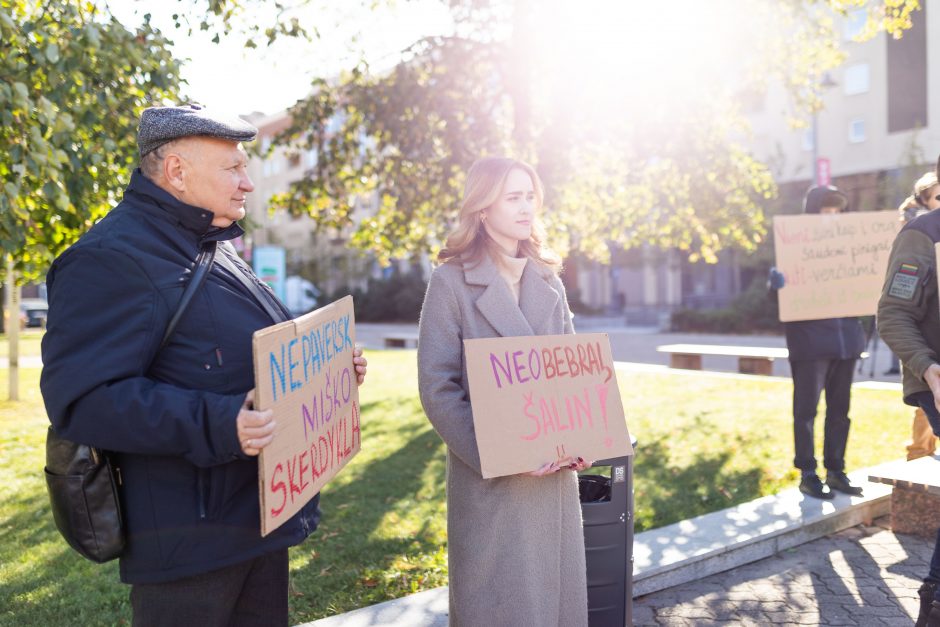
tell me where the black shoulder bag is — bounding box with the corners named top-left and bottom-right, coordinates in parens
top-left (44, 241), bottom-right (218, 563)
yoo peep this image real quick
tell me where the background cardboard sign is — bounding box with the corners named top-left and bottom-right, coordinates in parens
top-left (773, 211), bottom-right (899, 322)
top-left (252, 295), bottom-right (360, 536)
top-left (464, 333), bottom-right (632, 479)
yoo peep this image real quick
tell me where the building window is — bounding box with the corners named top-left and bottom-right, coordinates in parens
top-left (843, 63), bottom-right (870, 95)
top-left (848, 118), bottom-right (866, 143)
top-left (842, 8), bottom-right (867, 41)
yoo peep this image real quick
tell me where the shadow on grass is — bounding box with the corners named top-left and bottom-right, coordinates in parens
top-left (288, 409), bottom-right (448, 622)
top-left (633, 437), bottom-right (764, 532)
top-left (0, 489), bottom-right (128, 627)
top-left (1, 393), bottom-right (445, 626)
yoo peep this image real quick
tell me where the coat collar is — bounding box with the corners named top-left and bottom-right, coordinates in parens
top-left (462, 253), bottom-right (560, 337)
top-left (124, 169), bottom-right (244, 243)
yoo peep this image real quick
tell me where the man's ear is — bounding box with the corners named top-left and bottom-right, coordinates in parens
top-left (163, 153), bottom-right (186, 192)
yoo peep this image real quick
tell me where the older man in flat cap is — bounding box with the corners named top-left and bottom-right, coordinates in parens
top-left (41, 104), bottom-right (367, 626)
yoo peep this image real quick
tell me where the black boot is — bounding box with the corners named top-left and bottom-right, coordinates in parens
top-left (826, 471), bottom-right (863, 496)
top-left (799, 473), bottom-right (833, 499)
top-left (928, 600), bottom-right (940, 627)
top-left (917, 582), bottom-right (938, 626)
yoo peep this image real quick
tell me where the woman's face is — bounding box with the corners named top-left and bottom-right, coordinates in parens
top-left (923, 184), bottom-right (940, 211)
top-left (482, 167), bottom-right (536, 255)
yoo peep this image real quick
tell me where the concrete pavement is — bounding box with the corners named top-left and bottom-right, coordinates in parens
top-left (300, 517), bottom-right (932, 626)
top-left (10, 317), bottom-right (896, 383)
top-left (632, 517), bottom-right (932, 626)
top-left (355, 318), bottom-right (903, 385)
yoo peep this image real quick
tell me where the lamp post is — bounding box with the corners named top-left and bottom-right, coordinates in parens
top-left (811, 73), bottom-right (838, 186)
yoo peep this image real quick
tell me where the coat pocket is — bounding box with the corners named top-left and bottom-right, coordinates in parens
top-left (197, 466), bottom-right (230, 521)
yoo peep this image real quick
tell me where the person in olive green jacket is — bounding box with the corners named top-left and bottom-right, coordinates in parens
top-left (876, 163), bottom-right (940, 627)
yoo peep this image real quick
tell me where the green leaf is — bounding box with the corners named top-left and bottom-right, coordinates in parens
top-left (45, 43), bottom-right (60, 64)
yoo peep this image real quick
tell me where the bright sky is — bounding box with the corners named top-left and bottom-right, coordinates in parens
top-left (104, 0), bottom-right (773, 134)
top-left (107, 0), bottom-right (454, 116)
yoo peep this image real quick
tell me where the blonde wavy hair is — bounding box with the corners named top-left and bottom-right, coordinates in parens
top-left (913, 171), bottom-right (939, 207)
top-left (438, 157), bottom-right (561, 271)
top-left (898, 171), bottom-right (939, 222)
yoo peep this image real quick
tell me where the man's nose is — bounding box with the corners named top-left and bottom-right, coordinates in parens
top-left (240, 172), bottom-right (255, 192)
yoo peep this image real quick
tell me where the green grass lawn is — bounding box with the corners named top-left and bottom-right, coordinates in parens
top-left (0, 350), bottom-right (912, 625)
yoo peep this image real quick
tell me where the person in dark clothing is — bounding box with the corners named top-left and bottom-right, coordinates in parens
top-left (40, 104), bottom-right (367, 626)
top-left (877, 158), bottom-right (940, 627)
top-left (773, 185), bottom-right (866, 500)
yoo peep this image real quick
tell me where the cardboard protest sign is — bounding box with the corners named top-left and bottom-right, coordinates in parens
top-left (464, 333), bottom-right (632, 479)
top-left (773, 210), bottom-right (899, 322)
top-left (252, 296), bottom-right (360, 536)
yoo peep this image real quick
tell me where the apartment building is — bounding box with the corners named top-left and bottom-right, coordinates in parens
top-left (749, 4), bottom-right (937, 205)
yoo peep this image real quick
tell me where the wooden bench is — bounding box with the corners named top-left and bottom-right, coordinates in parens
top-left (383, 333), bottom-right (419, 349)
top-left (656, 344), bottom-right (790, 376)
top-left (868, 455), bottom-right (940, 539)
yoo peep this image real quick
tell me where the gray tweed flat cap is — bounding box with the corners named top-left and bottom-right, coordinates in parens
top-left (137, 103), bottom-right (258, 156)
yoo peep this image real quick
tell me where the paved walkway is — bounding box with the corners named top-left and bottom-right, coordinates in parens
top-left (632, 516), bottom-right (932, 626)
top-left (355, 319), bottom-right (903, 385)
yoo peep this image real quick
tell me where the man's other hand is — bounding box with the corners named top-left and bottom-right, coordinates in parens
top-left (353, 345), bottom-right (368, 385)
top-left (924, 363), bottom-right (940, 417)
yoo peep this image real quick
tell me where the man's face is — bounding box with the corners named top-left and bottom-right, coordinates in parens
top-left (175, 138), bottom-right (254, 227)
top-left (819, 205), bottom-right (842, 215)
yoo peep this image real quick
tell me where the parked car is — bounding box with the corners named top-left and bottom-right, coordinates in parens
top-left (284, 276), bottom-right (320, 317)
top-left (20, 298), bottom-right (48, 328)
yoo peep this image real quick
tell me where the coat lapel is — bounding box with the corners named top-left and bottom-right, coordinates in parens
top-left (519, 262), bottom-right (560, 335)
top-left (464, 255), bottom-right (534, 338)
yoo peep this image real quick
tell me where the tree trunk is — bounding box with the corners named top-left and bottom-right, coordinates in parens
top-left (6, 256), bottom-right (19, 401)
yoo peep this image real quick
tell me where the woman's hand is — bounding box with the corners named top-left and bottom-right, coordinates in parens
top-left (528, 458), bottom-right (571, 476)
top-left (568, 457), bottom-right (592, 472)
top-left (528, 456), bottom-right (590, 476)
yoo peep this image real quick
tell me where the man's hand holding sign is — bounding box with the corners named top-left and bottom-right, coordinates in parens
top-left (251, 296), bottom-right (367, 535)
top-left (464, 332), bottom-right (632, 479)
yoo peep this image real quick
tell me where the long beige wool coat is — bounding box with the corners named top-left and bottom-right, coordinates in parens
top-left (417, 253), bottom-right (589, 627)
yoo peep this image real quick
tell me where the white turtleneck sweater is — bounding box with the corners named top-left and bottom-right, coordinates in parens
top-left (497, 253), bottom-right (528, 304)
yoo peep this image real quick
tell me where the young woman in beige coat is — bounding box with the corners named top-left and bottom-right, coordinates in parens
top-left (417, 157), bottom-right (589, 626)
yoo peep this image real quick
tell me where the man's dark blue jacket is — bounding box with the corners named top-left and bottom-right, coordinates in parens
top-left (40, 170), bottom-right (320, 584)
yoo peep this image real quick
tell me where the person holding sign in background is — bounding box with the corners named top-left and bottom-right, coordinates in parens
top-left (877, 161), bottom-right (940, 627)
top-left (40, 104), bottom-right (367, 626)
top-left (770, 185), bottom-right (866, 499)
top-left (418, 157), bottom-right (589, 626)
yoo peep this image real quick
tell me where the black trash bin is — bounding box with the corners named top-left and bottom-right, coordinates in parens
top-left (579, 436), bottom-right (636, 627)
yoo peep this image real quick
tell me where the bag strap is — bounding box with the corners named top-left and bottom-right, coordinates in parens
top-left (160, 241), bottom-right (218, 349)
top-left (214, 247), bottom-right (288, 323)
